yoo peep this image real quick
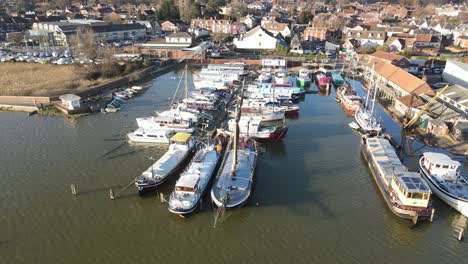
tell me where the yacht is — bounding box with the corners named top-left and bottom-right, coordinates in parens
top-left (361, 135), bottom-right (432, 223)
top-left (336, 86), bottom-right (362, 113)
top-left (157, 104), bottom-right (199, 123)
top-left (258, 72), bottom-right (272, 83)
top-left (274, 69), bottom-right (290, 85)
top-left (127, 128), bottom-right (173, 144)
top-left (419, 152), bottom-right (468, 217)
top-left (168, 143), bottom-right (222, 215)
top-left (315, 72), bottom-right (331, 87)
top-left (135, 133), bottom-right (195, 194)
top-left (226, 115), bottom-right (288, 142)
top-left (354, 65), bottom-right (382, 133)
top-left (136, 116), bottom-right (194, 133)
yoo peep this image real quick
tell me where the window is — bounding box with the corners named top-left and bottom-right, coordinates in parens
top-left (435, 164), bottom-right (441, 168)
top-left (442, 165), bottom-right (449, 168)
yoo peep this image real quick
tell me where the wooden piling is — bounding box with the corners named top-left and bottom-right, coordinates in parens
top-left (109, 189), bottom-right (115, 200)
top-left (458, 228), bottom-right (464, 241)
top-left (70, 184), bottom-right (77, 195)
top-left (159, 192), bottom-right (165, 203)
top-left (430, 208), bottom-right (435, 222)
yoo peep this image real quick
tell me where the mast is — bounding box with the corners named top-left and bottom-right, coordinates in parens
top-left (184, 64), bottom-right (188, 99)
top-left (365, 62), bottom-right (377, 110)
top-left (231, 79), bottom-right (245, 176)
top-left (370, 74), bottom-right (380, 117)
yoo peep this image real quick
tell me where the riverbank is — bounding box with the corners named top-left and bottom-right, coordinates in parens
top-left (356, 76), bottom-right (467, 156)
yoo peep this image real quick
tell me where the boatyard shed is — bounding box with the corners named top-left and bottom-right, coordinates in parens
top-left (59, 94), bottom-right (81, 110)
top-left (443, 60), bottom-right (468, 88)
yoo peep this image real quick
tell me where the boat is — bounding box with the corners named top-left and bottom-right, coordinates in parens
top-left (336, 86), bottom-right (362, 113)
top-left (361, 135), bottom-right (432, 223)
top-left (135, 133), bottom-right (195, 194)
top-left (193, 79), bottom-right (228, 90)
top-left (274, 69), bottom-right (290, 85)
top-left (211, 86), bottom-right (258, 208)
top-left (136, 116), bottom-right (194, 133)
top-left (127, 128), bottom-right (174, 144)
top-left (206, 63), bottom-right (247, 76)
top-left (297, 68), bottom-right (311, 87)
top-left (157, 104), bottom-right (199, 123)
top-left (226, 115), bottom-right (288, 142)
top-left (258, 72), bottom-right (272, 83)
top-left (315, 72), bottom-right (331, 87)
top-left (241, 99), bottom-right (299, 116)
top-left (246, 83), bottom-right (304, 100)
top-left (168, 143), bottom-right (222, 215)
top-left (331, 72), bottom-right (345, 86)
top-left (419, 152), bottom-right (468, 217)
top-left (354, 63), bottom-right (382, 133)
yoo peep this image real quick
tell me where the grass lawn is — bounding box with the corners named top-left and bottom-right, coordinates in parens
top-left (0, 63), bottom-right (110, 96)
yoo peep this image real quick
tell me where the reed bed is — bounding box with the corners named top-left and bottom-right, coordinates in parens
top-left (0, 63), bottom-right (108, 96)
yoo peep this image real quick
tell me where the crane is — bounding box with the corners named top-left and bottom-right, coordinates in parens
top-left (404, 85), bottom-right (450, 129)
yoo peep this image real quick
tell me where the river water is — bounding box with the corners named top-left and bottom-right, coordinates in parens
top-left (1, 69), bottom-right (467, 264)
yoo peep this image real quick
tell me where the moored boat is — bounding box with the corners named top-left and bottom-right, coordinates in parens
top-left (361, 135), bottom-right (432, 223)
top-left (315, 72), bottom-right (331, 87)
top-left (297, 68), bottom-right (311, 87)
top-left (168, 143), bottom-right (222, 215)
top-left (331, 72), bottom-right (345, 86)
top-left (136, 116), bottom-right (194, 133)
top-left (419, 152), bottom-right (468, 217)
top-left (127, 128), bottom-right (173, 144)
top-left (226, 115), bottom-right (288, 142)
top-left (336, 86), bottom-right (362, 113)
top-left (135, 133), bottom-right (195, 194)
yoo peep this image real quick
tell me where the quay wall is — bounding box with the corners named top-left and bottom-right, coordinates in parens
top-left (0, 96), bottom-right (51, 106)
top-left (0, 103), bottom-right (38, 112)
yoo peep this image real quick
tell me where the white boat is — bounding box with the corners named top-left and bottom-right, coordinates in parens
top-left (297, 68), bottom-right (311, 87)
top-left (258, 72), bottom-right (272, 83)
top-left (182, 97), bottom-right (216, 111)
top-left (127, 128), bottom-right (173, 144)
top-left (361, 135), bottom-right (432, 223)
top-left (193, 79), bottom-right (228, 90)
top-left (136, 116), bottom-right (194, 133)
top-left (246, 83), bottom-right (304, 99)
top-left (206, 63), bottom-right (247, 75)
top-left (168, 143), bottom-right (221, 214)
top-left (157, 104), bottom-right (199, 123)
top-left (237, 108), bottom-right (285, 122)
top-left (195, 70), bottom-right (240, 83)
top-left (274, 69), bottom-right (289, 85)
top-left (419, 152), bottom-right (468, 217)
top-left (135, 133), bottom-right (195, 194)
top-left (226, 115), bottom-right (288, 142)
top-left (354, 64), bottom-right (382, 133)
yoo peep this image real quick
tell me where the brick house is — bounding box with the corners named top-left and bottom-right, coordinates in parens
top-left (303, 27), bottom-right (327, 42)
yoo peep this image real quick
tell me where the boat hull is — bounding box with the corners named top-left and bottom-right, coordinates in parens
top-left (297, 78), bottom-right (311, 88)
top-left (361, 141), bottom-right (430, 221)
top-left (419, 158), bottom-right (468, 217)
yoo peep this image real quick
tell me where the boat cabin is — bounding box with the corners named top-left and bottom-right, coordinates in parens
top-left (59, 94), bottom-right (81, 110)
top-left (422, 152), bottom-right (461, 181)
top-left (175, 174), bottom-right (199, 193)
top-left (170, 132), bottom-right (192, 145)
top-left (391, 171), bottom-right (431, 208)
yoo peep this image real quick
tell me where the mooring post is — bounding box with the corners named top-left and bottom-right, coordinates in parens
top-left (160, 192), bottom-right (165, 203)
top-left (199, 197), bottom-right (203, 210)
top-left (430, 208), bottom-right (435, 222)
top-left (458, 228), bottom-right (464, 241)
top-left (109, 189), bottom-right (115, 200)
top-left (70, 184), bottom-right (77, 195)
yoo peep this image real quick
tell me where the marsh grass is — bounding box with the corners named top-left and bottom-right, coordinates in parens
top-left (0, 63), bottom-right (110, 96)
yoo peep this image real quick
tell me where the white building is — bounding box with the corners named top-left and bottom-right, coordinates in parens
top-left (59, 94), bottom-right (81, 110)
top-left (234, 26), bottom-right (279, 50)
top-left (262, 57), bottom-right (286, 67)
top-left (443, 60), bottom-right (468, 88)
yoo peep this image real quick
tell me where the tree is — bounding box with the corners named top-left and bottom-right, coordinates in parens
top-left (297, 10), bottom-right (313, 24)
top-left (377, 45), bottom-right (390, 52)
top-left (159, 0), bottom-right (180, 20)
top-left (275, 45), bottom-right (289, 56)
top-left (211, 33), bottom-right (232, 44)
top-left (205, 0), bottom-right (225, 17)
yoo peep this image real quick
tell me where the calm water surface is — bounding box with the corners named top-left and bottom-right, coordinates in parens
top-left (1, 70), bottom-right (467, 263)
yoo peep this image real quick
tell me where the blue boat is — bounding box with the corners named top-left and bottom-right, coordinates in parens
top-left (331, 72), bottom-right (345, 86)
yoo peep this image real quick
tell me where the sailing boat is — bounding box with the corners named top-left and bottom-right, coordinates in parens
top-left (354, 62), bottom-right (382, 134)
top-left (211, 82), bottom-right (258, 208)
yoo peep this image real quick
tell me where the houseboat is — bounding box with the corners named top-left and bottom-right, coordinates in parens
top-left (226, 115), bottom-right (288, 142)
top-left (168, 143), bottom-right (221, 215)
top-left (136, 116), bottom-right (194, 133)
top-left (419, 152), bottom-right (468, 217)
top-left (127, 128), bottom-right (173, 144)
top-left (135, 133), bottom-right (195, 194)
top-left (361, 135), bottom-right (432, 223)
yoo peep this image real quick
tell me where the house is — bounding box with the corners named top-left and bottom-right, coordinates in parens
top-left (443, 60), bottom-right (468, 88)
top-left (346, 29), bottom-right (386, 46)
top-left (358, 12), bottom-right (381, 23)
top-left (342, 38), bottom-right (359, 52)
top-left (137, 32), bottom-right (193, 59)
top-left (394, 94), bottom-right (425, 118)
top-left (432, 23), bottom-right (455, 37)
top-left (59, 94), bottom-right (81, 110)
top-left (190, 18), bottom-right (232, 34)
top-left (303, 27), bottom-right (327, 42)
top-left (385, 37), bottom-right (405, 52)
top-left (368, 51), bottom-right (411, 68)
top-left (454, 36), bottom-right (468, 49)
top-left (380, 4), bottom-right (408, 20)
top-left (241, 15), bottom-right (257, 29)
top-left (414, 34), bottom-right (441, 54)
top-left (289, 34), bottom-right (303, 54)
top-left (161, 21), bottom-right (178, 32)
top-left (262, 57), bottom-right (286, 67)
top-left (234, 26), bottom-right (283, 50)
top-left (367, 58), bottom-right (434, 105)
top-left (91, 24), bottom-right (147, 43)
top-left (263, 22), bottom-right (291, 38)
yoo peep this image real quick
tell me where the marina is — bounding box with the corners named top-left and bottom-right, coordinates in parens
top-left (1, 66), bottom-right (467, 263)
